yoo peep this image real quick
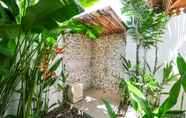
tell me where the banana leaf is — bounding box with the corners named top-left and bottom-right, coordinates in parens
top-left (21, 0), bottom-right (84, 32)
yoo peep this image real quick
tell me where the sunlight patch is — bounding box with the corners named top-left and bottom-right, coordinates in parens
top-left (85, 96), bottom-right (96, 102)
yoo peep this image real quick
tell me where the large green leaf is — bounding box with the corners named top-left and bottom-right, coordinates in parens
top-left (21, 0), bottom-right (84, 32)
top-left (158, 79), bottom-right (181, 117)
top-left (177, 54), bottom-right (186, 92)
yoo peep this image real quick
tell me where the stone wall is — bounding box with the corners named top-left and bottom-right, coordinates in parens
top-left (63, 33), bottom-right (126, 91)
top-left (64, 34), bottom-right (93, 89)
top-left (91, 34), bottom-right (126, 90)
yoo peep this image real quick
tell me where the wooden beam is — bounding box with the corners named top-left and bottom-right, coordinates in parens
top-left (165, 0), bottom-right (186, 15)
top-left (148, 0), bottom-right (186, 15)
top-left (170, 0), bottom-right (186, 10)
top-left (76, 7), bottom-right (126, 35)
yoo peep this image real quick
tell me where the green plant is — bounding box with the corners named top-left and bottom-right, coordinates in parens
top-left (124, 54), bottom-right (186, 118)
top-left (157, 54), bottom-right (186, 117)
top-left (59, 19), bottom-right (103, 40)
top-left (153, 62), bottom-right (177, 107)
top-left (122, 0), bottom-right (168, 75)
top-left (117, 55), bottom-right (180, 117)
top-left (0, 0), bottom-right (103, 117)
top-left (0, 0), bottom-right (84, 117)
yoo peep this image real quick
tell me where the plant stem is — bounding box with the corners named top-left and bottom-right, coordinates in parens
top-left (153, 45), bottom-right (158, 74)
top-left (143, 47), bottom-right (147, 74)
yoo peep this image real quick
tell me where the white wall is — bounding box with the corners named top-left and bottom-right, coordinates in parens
top-left (125, 13), bottom-right (186, 109)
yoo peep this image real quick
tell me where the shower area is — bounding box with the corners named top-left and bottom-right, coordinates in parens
top-left (63, 33), bottom-right (126, 91)
top-left (58, 7), bottom-right (127, 117)
top-left (63, 7), bottom-right (127, 92)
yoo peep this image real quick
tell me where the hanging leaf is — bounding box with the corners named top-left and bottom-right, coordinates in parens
top-left (176, 54), bottom-right (186, 92)
top-left (21, 0), bottom-right (84, 32)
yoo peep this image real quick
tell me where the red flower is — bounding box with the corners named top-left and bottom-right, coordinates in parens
top-left (55, 47), bottom-right (64, 54)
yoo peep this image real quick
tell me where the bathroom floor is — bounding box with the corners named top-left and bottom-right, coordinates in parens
top-left (73, 88), bottom-right (120, 118)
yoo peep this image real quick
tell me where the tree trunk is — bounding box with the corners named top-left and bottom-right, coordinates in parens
top-left (136, 43), bottom-right (140, 77)
top-left (180, 91), bottom-right (185, 110)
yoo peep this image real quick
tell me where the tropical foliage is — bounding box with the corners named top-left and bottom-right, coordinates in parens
top-left (122, 0), bottom-right (168, 48)
top-left (102, 1), bottom-right (184, 118)
top-left (122, 0), bottom-right (168, 76)
top-left (60, 19), bottom-right (102, 40)
top-left (121, 54), bottom-right (186, 118)
top-left (0, 0), bottom-right (101, 117)
top-left (105, 55), bottom-right (185, 118)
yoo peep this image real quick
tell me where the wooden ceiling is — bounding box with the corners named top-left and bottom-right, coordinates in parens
top-left (148, 0), bottom-right (186, 15)
top-left (76, 7), bottom-right (126, 36)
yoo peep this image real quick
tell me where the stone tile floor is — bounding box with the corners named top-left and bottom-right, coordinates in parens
top-left (73, 88), bottom-right (138, 118)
